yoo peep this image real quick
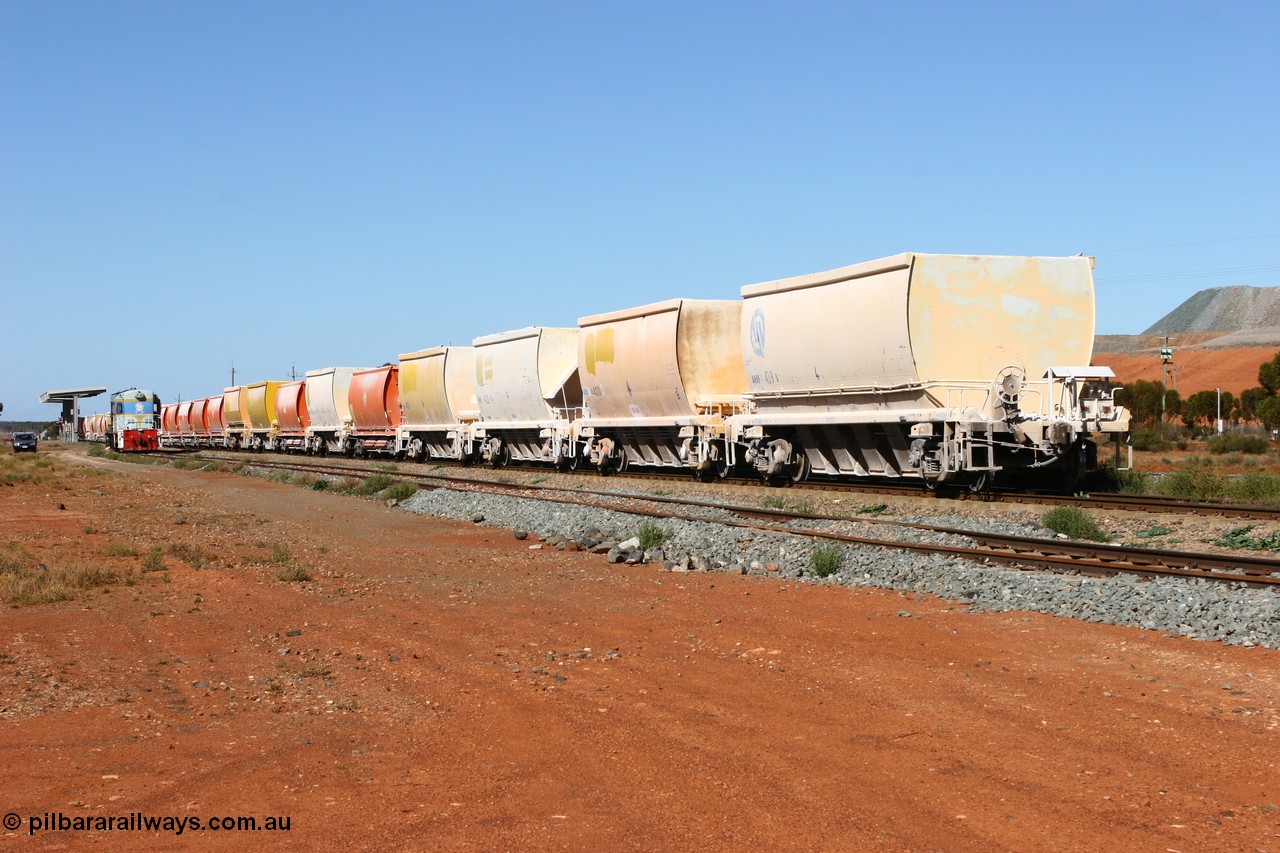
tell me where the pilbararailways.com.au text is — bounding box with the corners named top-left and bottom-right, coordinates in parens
top-left (11, 811), bottom-right (291, 836)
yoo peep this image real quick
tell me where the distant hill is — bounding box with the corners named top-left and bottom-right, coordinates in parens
top-left (0, 421), bottom-right (55, 438)
top-left (1141, 285), bottom-right (1280, 341)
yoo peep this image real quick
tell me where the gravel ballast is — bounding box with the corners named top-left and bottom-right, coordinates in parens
top-left (401, 488), bottom-right (1280, 649)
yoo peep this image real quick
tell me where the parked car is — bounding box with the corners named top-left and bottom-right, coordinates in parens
top-left (11, 432), bottom-right (37, 452)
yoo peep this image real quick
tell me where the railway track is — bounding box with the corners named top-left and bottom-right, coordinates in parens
top-left (146, 446), bottom-right (1280, 520)
top-left (151, 450), bottom-right (1280, 590)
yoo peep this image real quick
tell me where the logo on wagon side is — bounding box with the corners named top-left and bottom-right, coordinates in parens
top-left (749, 308), bottom-right (766, 358)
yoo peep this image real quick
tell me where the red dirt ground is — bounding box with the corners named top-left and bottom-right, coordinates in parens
top-left (1, 447), bottom-right (1278, 851)
top-left (1098, 344), bottom-right (1278, 397)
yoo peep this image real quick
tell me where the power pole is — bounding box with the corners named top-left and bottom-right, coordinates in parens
top-left (1160, 336), bottom-right (1173, 424)
top-left (230, 362), bottom-right (237, 387)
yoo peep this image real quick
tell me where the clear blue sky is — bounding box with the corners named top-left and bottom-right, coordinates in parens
top-left (2, 1), bottom-right (1277, 420)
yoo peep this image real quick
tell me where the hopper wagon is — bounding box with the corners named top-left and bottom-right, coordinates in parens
top-left (575, 298), bottom-right (748, 477)
top-left (243, 380), bottom-right (285, 451)
top-left (304, 367), bottom-right (363, 455)
top-left (348, 365), bottom-right (400, 456)
top-left (82, 413), bottom-right (107, 442)
top-left (176, 400), bottom-right (195, 446)
top-left (190, 398), bottom-right (209, 447)
top-left (396, 346), bottom-right (479, 461)
top-left (471, 326), bottom-right (581, 467)
top-left (203, 395), bottom-right (226, 448)
top-left (222, 386), bottom-right (246, 449)
top-left (159, 403), bottom-right (180, 447)
top-left (725, 253), bottom-right (1128, 490)
top-left (273, 381), bottom-right (309, 452)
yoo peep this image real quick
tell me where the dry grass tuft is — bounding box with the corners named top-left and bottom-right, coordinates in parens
top-left (1, 543), bottom-right (120, 605)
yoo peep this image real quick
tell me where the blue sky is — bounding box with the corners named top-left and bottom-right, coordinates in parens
top-left (2, 1), bottom-right (1277, 420)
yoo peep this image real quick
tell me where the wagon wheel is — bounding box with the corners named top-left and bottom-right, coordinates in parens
top-left (600, 444), bottom-right (627, 476)
top-left (556, 442), bottom-right (579, 473)
top-left (697, 444), bottom-right (732, 482)
top-left (790, 447), bottom-right (811, 483)
top-left (490, 441), bottom-right (510, 468)
top-left (715, 452), bottom-right (734, 480)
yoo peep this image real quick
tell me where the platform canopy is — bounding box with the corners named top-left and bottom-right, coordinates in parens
top-left (39, 388), bottom-right (107, 438)
top-left (40, 387), bottom-right (106, 405)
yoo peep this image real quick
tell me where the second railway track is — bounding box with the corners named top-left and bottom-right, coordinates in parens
top-left (157, 451), bottom-right (1280, 590)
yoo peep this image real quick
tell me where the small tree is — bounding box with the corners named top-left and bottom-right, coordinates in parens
top-left (1258, 351), bottom-right (1280, 394)
top-left (1240, 387), bottom-right (1269, 422)
top-left (1116, 379), bottom-right (1170, 427)
top-left (1181, 390), bottom-right (1217, 428)
top-left (1164, 388), bottom-right (1182, 424)
top-left (1257, 396), bottom-right (1280, 432)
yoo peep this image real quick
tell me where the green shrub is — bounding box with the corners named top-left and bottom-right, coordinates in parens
top-left (1153, 464), bottom-right (1224, 500)
top-left (354, 474), bottom-right (394, 496)
top-left (310, 478), bottom-right (330, 491)
top-left (1130, 429), bottom-right (1172, 452)
top-left (1224, 473), bottom-right (1280, 504)
top-left (1205, 434), bottom-right (1270, 455)
top-left (636, 520), bottom-right (672, 551)
top-left (378, 481), bottom-right (417, 502)
top-left (1041, 506), bottom-right (1110, 542)
top-left (808, 543), bottom-right (842, 578)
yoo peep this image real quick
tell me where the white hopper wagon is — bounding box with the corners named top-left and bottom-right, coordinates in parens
top-left (471, 326), bottom-right (581, 466)
top-left (728, 253), bottom-right (1129, 489)
top-left (303, 367), bottom-right (364, 455)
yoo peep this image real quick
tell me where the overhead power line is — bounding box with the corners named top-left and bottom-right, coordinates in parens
top-left (1094, 233), bottom-right (1280, 254)
top-left (1095, 263), bottom-right (1280, 286)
